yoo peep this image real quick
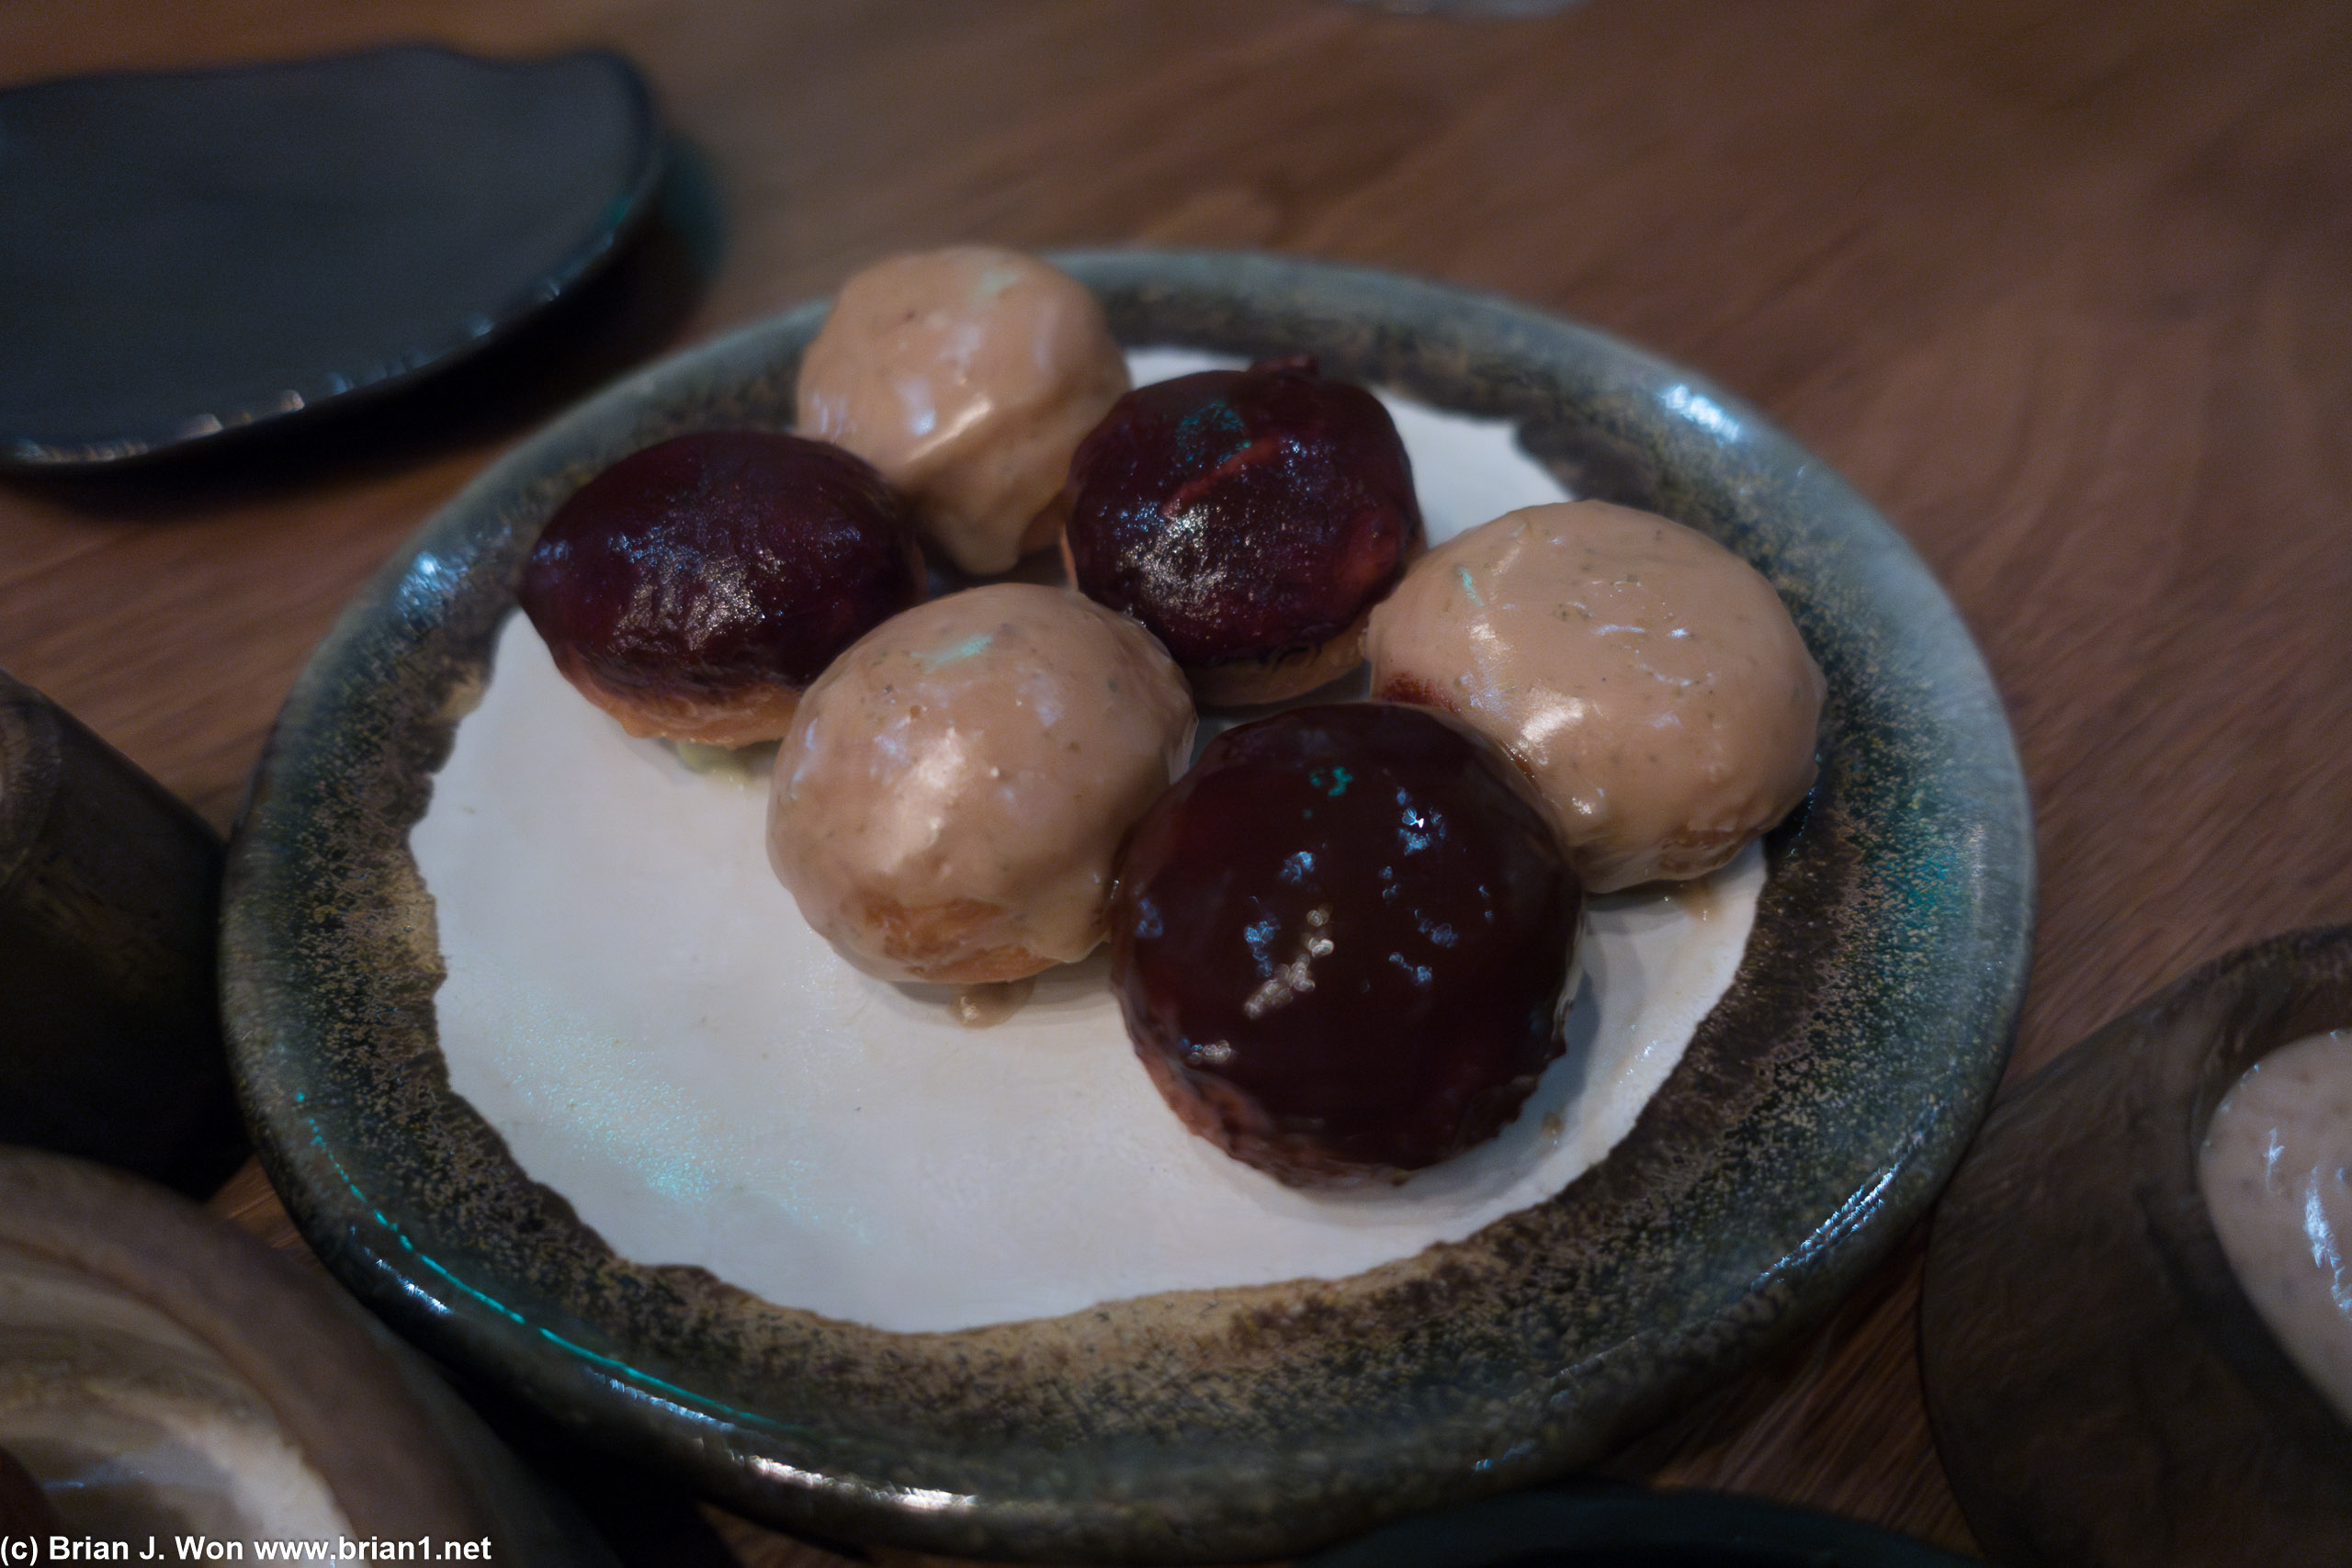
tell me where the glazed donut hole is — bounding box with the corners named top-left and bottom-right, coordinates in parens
top-left (1061, 355), bottom-right (1424, 708)
top-left (1366, 499), bottom-right (1825, 894)
top-left (795, 246), bottom-right (1130, 578)
top-left (766, 582), bottom-right (1196, 986)
top-left (516, 431), bottom-right (925, 749)
top-left (1108, 701), bottom-right (1585, 1188)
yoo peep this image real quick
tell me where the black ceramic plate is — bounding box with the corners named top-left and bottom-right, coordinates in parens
top-left (222, 252), bottom-right (2033, 1563)
top-left (0, 44), bottom-right (660, 468)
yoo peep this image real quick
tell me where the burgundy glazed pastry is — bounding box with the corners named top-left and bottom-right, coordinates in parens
top-left (1109, 702), bottom-right (1584, 1187)
top-left (518, 431), bottom-right (925, 747)
top-left (1062, 356), bottom-right (1423, 707)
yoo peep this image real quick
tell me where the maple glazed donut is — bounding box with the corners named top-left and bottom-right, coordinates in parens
top-left (1365, 500), bottom-right (1825, 893)
top-left (795, 246), bottom-right (1130, 575)
top-left (516, 431), bottom-right (925, 747)
top-left (768, 582), bottom-right (1195, 985)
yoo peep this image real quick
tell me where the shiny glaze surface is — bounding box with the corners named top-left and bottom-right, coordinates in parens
top-left (424, 612), bottom-right (1758, 1333)
top-left (797, 247), bottom-right (1129, 575)
top-left (1064, 357), bottom-right (1422, 672)
top-left (517, 430), bottom-right (922, 706)
top-left (1110, 701), bottom-right (1582, 1182)
top-left (1369, 501), bottom-right (1824, 893)
top-left (769, 581), bottom-right (1195, 983)
top-left (12, 0), bottom-right (2344, 1549)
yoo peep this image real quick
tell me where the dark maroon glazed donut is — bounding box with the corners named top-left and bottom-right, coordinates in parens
top-left (1109, 702), bottom-right (1583, 1186)
top-left (1061, 357), bottom-right (1422, 707)
top-left (518, 431), bottom-right (924, 746)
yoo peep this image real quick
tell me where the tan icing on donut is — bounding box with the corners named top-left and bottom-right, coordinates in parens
top-left (767, 582), bottom-right (1195, 984)
top-left (796, 247), bottom-right (1129, 575)
top-left (1366, 500), bottom-right (1824, 893)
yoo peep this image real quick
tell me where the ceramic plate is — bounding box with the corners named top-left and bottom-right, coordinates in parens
top-left (0, 44), bottom-right (660, 468)
top-left (222, 252), bottom-right (2031, 1562)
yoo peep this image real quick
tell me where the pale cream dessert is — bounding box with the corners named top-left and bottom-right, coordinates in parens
top-left (411, 351), bottom-right (1768, 1333)
top-left (2199, 1027), bottom-right (2352, 1420)
top-left (1365, 500), bottom-right (1825, 893)
top-left (0, 1244), bottom-right (349, 1540)
top-left (767, 582), bottom-right (1195, 985)
top-left (796, 247), bottom-right (1129, 575)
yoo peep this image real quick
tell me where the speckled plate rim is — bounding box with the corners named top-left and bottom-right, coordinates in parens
top-left (222, 249), bottom-right (2033, 1563)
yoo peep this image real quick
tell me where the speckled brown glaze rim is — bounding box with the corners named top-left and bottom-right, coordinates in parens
top-left (221, 250), bottom-right (2032, 1563)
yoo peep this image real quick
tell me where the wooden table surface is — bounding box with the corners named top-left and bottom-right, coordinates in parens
top-left (6, 0), bottom-right (2350, 1560)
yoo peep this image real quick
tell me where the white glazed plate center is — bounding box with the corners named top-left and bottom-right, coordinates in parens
top-left (411, 351), bottom-right (1763, 1334)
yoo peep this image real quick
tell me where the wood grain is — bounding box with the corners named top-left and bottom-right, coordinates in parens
top-left (14, 0), bottom-right (2352, 1560)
